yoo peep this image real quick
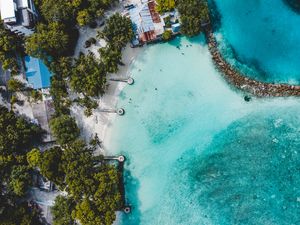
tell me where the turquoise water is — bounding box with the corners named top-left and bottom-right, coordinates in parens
top-left (108, 36), bottom-right (300, 224)
top-left (212, 0), bottom-right (300, 84)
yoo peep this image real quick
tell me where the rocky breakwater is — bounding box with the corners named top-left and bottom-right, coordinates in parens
top-left (205, 27), bottom-right (300, 97)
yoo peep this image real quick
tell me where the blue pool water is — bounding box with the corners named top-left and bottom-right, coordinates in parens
top-left (212, 0), bottom-right (300, 84)
top-left (107, 36), bottom-right (300, 224)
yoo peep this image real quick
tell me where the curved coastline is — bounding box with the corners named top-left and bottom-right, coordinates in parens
top-left (205, 26), bottom-right (300, 97)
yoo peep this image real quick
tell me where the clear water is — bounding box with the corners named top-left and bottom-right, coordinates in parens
top-left (212, 0), bottom-right (300, 84)
top-left (108, 36), bottom-right (300, 224)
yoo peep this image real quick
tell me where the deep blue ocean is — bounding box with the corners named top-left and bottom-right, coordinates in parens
top-left (213, 0), bottom-right (300, 84)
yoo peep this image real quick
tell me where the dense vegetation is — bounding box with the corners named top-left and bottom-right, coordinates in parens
top-left (0, 106), bottom-right (44, 224)
top-left (97, 13), bottom-right (134, 73)
top-left (156, 0), bottom-right (175, 12)
top-left (25, 22), bottom-right (70, 61)
top-left (34, 0), bottom-right (112, 26)
top-left (70, 53), bottom-right (107, 97)
top-left (49, 115), bottom-right (80, 145)
top-left (176, 0), bottom-right (209, 36)
top-left (162, 30), bottom-right (173, 41)
top-left (0, 23), bottom-right (23, 75)
top-left (17, 2), bottom-right (133, 225)
top-left (27, 139), bottom-right (122, 225)
top-left (98, 13), bottom-right (134, 49)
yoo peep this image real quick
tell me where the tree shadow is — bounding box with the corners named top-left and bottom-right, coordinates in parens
top-left (121, 159), bottom-right (142, 225)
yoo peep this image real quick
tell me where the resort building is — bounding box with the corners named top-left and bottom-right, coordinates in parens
top-left (125, 0), bottom-right (165, 43)
top-left (24, 56), bottom-right (52, 90)
top-left (0, 0), bottom-right (38, 36)
top-left (24, 56), bottom-right (54, 143)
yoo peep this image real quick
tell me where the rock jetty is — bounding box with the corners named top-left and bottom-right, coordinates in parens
top-left (205, 27), bottom-right (300, 97)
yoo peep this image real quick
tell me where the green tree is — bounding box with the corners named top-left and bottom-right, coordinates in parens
top-left (0, 202), bottom-right (42, 225)
top-left (61, 140), bottom-right (95, 200)
top-left (50, 57), bottom-right (73, 79)
top-left (9, 165), bottom-right (31, 196)
top-left (50, 115), bottom-right (80, 145)
top-left (27, 148), bottom-right (42, 168)
top-left (70, 53), bottom-right (107, 97)
top-left (39, 0), bottom-right (74, 23)
top-left (10, 95), bottom-right (19, 109)
top-left (74, 96), bottom-right (98, 117)
top-left (92, 165), bottom-right (122, 224)
top-left (30, 90), bottom-right (43, 102)
top-left (98, 13), bottom-right (134, 49)
top-left (156, 0), bottom-right (175, 12)
top-left (72, 199), bottom-right (102, 225)
top-left (162, 30), bottom-right (173, 41)
top-left (25, 22), bottom-right (70, 60)
top-left (98, 46), bottom-right (122, 73)
top-left (52, 196), bottom-right (76, 225)
top-left (86, 0), bottom-right (111, 18)
top-left (39, 147), bottom-right (65, 185)
top-left (0, 22), bottom-right (22, 74)
top-left (0, 106), bottom-right (43, 154)
top-left (0, 107), bottom-right (43, 224)
top-left (50, 75), bottom-right (70, 116)
top-left (77, 10), bottom-right (93, 26)
top-left (176, 0), bottom-right (209, 37)
top-left (7, 78), bottom-right (25, 92)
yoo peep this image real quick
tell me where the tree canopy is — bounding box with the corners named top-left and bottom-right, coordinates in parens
top-left (176, 0), bottom-right (209, 36)
top-left (156, 0), bottom-right (175, 12)
top-left (27, 139), bottom-right (122, 225)
top-left (50, 115), bottom-right (80, 145)
top-left (49, 61), bottom-right (71, 116)
top-left (0, 106), bottom-right (43, 224)
top-left (51, 195), bottom-right (76, 225)
top-left (0, 23), bottom-right (22, 74)
top-left (70, 53), bottom-right (107, 97)
top-left (35, 0), bottom-right (113, 26)
top-left (98, 13), bottom-right (134, 49)
top-left (7, 78), bottom-right (25, 92)
top-left (25, 22), bottom-right (70, 60)
top-left (99, 45), bottom-right (122, 73)
top-left (0, 106), bottom-right (43, 155)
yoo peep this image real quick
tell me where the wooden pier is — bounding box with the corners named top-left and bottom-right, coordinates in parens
top-left (99, 108), bottom-right (125, 115)
top-left (109, 77), bottom-right (134, 85)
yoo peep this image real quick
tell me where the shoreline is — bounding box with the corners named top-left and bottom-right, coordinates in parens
top-left (102, 46), bottom-right (143, 153)
top-left (71, 45), bottom-right (143, 155)
top-left (205, 26), bottom-right (300, 97)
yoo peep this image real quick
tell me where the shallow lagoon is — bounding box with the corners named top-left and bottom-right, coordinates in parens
top-left (213, 0), bottom-right (300, 84)
top-left (108, 36), bottom-right (300, 224)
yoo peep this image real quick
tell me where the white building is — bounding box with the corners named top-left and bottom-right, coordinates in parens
top-left (0, 0), bottom-right (38, 36)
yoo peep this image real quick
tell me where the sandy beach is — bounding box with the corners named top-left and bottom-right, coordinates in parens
top-left (71, 45), bottom-right (142, 155)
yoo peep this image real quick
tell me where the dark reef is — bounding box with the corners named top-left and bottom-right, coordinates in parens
top-left (283, 0), bottom-right (300, 13)
top-left (188, 110), bottom-right (300, 224)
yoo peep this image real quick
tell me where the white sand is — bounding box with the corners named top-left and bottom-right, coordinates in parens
top-left (74, 23), bottom-right (106, 59)
top-left (13, 92), bottom-right (35, 119)
top-left (71, 45), bottom-right (142, 155)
